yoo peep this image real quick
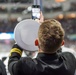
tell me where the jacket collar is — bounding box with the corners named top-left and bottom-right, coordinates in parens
top-left (37, 53), bottom-right (59, 61)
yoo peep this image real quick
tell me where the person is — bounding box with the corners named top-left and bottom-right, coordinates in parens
top-left (0, 59), bottom-right (7, 75)
top-left (8, 19), bottom-right (76, 75)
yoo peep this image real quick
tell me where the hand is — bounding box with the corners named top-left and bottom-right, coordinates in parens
top-left (35, 11), bottom-right (44, 24)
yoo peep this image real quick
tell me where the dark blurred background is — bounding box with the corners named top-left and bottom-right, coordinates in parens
top-left (0, 0), bottom-right (76, 58)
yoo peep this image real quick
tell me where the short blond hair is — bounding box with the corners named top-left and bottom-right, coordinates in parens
top-left (38, 19), bottom-right (65, 53)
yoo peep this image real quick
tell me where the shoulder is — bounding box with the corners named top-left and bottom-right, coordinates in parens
top-left (62, 52), bottom-right (75, 57)
top-left (61, 52), bottom-right (76, 63)
top-left (61, 52), bottom-right (75, 58)
top-left (61, 52), bottom-right (76, 71)
top-left (14, 57), bottom-right (37, 75)
top-left (16, 57), bottom-right (37, 69)
top-left (62, 46), bottom-right (76, 57)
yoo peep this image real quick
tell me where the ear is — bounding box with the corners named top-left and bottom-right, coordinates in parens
top-left (35, 39), bottom-right (39, 46)
top-left (61, 40), bottom-right (65, 46)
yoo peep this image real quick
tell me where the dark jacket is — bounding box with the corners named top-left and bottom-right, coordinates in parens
top-left (0, 60), bottom-right (7, 75)
top-left (8, 45), bottom-right (76, 75)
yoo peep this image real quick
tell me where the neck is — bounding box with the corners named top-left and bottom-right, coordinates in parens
top-left (38, 49), bottom-right (56, 54)
top-left (38, 49), bottom-right (44, 53)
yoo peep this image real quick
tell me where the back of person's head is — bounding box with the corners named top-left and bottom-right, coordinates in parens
top-left (38, 19), bottom-right (65, 53)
